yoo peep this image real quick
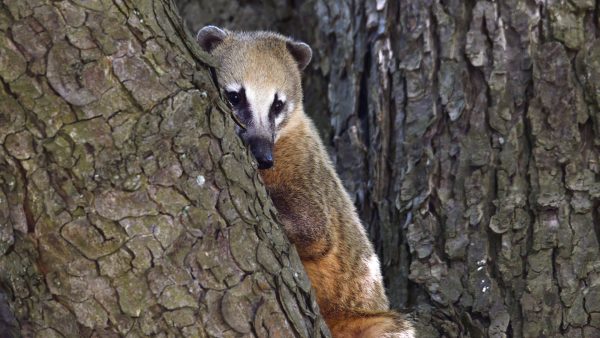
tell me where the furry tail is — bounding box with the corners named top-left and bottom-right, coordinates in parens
top-left (327, 310), bottom-right (415, 338)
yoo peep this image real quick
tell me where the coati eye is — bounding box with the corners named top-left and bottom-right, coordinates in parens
top-left (226, 90), bottom-right (243, 106)
top-left (272, 100), bottom-right (284, 112)
top-left (271, 95), bottom-right (285, 116)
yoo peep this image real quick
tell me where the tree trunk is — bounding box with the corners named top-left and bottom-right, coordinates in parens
top-left (178, 0), bottom-right (600, 337)
top-left (0, 1), bottom-right (329, 337)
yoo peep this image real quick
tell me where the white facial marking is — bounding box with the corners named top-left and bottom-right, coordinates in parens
top-left (275, 92), bottom-right (294, 127)
top-left (225, 83), bottom-right (242, 92)
top-left (245, 86), bottom-right (275, 129)
top-left (274, 93), bottom-right (290, 128)
top-left (274, 114), bottom-right (285, 127)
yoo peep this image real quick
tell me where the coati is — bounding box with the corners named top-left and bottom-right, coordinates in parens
top-left (197, 26), bottom-right (415, 338)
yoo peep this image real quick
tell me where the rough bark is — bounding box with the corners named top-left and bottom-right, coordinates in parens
top-left (178, 0), bottom-right (600, 337)
top-left (0, 0), bottom-right (330, 337)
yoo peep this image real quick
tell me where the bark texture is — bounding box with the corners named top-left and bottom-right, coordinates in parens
top-left (0, 0), bottom-right (329, 337)
top-left (178, 0), bottom-right (600, 337)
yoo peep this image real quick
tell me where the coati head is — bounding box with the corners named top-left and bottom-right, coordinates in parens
top-left (196, 26), bottom-right (312, 170)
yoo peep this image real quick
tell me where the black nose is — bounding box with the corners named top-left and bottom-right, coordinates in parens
top-left (248, 137), bottom-right (274, 169)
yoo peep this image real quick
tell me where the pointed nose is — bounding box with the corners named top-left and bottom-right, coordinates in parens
top-left (256, 153), bottom-right (273, 169)
top-left (248, 137), bottom-right (274, 169)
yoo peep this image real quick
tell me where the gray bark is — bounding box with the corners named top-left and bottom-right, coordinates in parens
top-left (0, 0), bottom-right (329, 337)
top-left (178, 0), bottom-right (600, 337)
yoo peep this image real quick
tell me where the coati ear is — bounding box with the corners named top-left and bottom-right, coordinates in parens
top-left (196, 25), bottom-right (228, 52)
top-left (286, 40), bottom-right (312, 71)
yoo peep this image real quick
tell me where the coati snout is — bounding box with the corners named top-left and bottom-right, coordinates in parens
top-left (196, 25), bottom-right (312, 171)
top-left (247, 137), bottom-right (273, 169)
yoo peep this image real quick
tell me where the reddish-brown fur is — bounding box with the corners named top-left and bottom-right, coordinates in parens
top-left (197, 26), bottom-right (414, 337)
top-left (260, 116), bottom-right (413, 337)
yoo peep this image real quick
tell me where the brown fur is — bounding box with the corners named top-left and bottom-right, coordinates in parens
top-left (197, 27), bottom-right (414, 337)
top-left (260, 116), bottom-right (389, 311)
top-left (327, 310), bottom-right (414, 338)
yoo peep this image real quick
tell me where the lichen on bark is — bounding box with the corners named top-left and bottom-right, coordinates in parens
top-left (0, 0), bottom-right (329, 337)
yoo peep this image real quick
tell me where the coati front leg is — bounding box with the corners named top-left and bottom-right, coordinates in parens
top-left (267, 185), bottom-right (348, 322)
top-left (268, 187), bottom-right (333, 261)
